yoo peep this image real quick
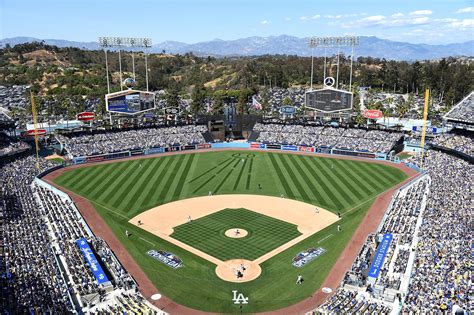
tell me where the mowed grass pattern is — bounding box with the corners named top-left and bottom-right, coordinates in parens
top-left (54, 151), bottom-right (407, 218)
top-left (53, 151), bottom-right (409, 313)
top-left (171, 208), bottom-right (302, 261)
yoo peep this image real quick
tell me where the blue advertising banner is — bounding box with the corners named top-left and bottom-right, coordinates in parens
top-left (368, 234), bottom-right (393, 279)
top-left (146, 147), bottom-right (165, 155)
top-left (280, 106), bottom-right (297, 114)
top-left (281, 145), bottom-right (298, 151)
top-left (76, 238), bottom-right (110, 285)
top-left (211, 142), bottom-right (251, 149)
top-left (73, 156), bottom-right (86, 164)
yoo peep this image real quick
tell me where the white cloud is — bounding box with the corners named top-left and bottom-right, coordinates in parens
top-left (260, 20), bottom-right (269, 25)
top-left (411, 17), bottom-right (429, 25)
top-left (284, 17), bottom-right (291, 21)
top-left (409, 10), bottom-right (433, 16)
top-left (311, 14), bottom-right (321, 20)
top-left (300, 16), bottom-right (308, 21)
top-left (456, 7), bottom-right (474, 13)
top-left (391, 13), bottom-right (404, 18)
top-left (450, 18), bottom-right (474, 29)
top-left (362, 15), bottom-right (386, 22)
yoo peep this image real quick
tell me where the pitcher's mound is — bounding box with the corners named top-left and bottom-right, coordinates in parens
top-left (224, 228), bottom-right (248, 238)
top-left (215, 259), bottom-right (261, 282)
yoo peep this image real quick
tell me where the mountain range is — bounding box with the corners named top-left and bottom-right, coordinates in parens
top-left (1, 35), bottom-right (473, 61)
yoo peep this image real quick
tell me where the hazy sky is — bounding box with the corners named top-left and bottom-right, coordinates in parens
top-left (1, 0), bottom-right (473, 44)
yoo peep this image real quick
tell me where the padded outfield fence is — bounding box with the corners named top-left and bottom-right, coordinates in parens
top-left (69, 142), bottom-right (399, 165)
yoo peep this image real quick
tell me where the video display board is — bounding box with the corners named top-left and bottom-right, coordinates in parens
top-left (305, 88), bottom-right (352, 113)
top-left (106, 90), bottom-right (155, 114)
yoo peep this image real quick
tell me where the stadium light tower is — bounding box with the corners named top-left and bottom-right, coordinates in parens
top-left (308, 36), bottom-right (360, 92)
top-left (98, 37), bottom-right (153, 93)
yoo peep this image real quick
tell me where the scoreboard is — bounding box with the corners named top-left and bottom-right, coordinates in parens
top-left (106, 90), bottom-right (155, 115)
top-left (305, 88), bottom-right (352, 113)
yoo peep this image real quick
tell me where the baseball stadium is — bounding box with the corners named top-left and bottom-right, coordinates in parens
top-left (1, 1), bottom-right (473, 314)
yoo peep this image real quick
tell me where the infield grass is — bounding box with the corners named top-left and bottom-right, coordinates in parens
top-left (171, 208), bottom-right (301, 261)
top-left (53, 150), bottom-right (407, 313)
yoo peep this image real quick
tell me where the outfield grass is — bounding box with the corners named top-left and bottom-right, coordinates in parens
top-left (53, 151), bottom-right (407, 313)
top-left (171, 208), bottom-right (301, 261)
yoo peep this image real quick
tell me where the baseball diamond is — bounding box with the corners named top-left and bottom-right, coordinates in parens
top-left (49, 150), bottom-right (410, 313)
top-left (170, 208), bottom-right (302, 261)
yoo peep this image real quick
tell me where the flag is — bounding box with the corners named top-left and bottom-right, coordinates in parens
top-left (252, 96), bottom-right (263, 110)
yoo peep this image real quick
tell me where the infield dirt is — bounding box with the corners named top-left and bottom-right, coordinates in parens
top-left (130, 194), bottom-right (339, 282)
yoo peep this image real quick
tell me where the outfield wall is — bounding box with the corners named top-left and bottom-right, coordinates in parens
top-left (70, 142), bottom-right (398, 165)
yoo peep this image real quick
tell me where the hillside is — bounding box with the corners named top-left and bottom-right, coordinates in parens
top-left (2, 35), bottom-right (473, 60)
top-left (0, 42), bottom-right (472, 110)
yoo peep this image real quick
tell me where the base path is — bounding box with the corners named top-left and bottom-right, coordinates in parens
top-left (43, 148), bottom-right (419, 314)
top-left (130, 194), bottom-right (339, 282)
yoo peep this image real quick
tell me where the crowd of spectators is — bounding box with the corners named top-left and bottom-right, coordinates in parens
top-left (0, 134), bottom-right (30, 157)
top-left (444, 91), bottom-right (474, 124)
top-left (0, 85), bottom-right (30, 109)
top-left (402, 151), bottom-right (472, 313)
top-left (317, 288), bottom-right (392, 314)
top-left (254, 123), bottom-right (402, 153)
top-left (253, 87), bottom-right (306, 110)
top-left (35, 185), bottom-right (137, 299)
top-left (57, 125), bottom-right (207, 157)
top-left (0, 156), bottom-right (73, 313)
top-left (363, 91), bottom-right (444, 119)
top-left (431, 133), bottom-right (474, 156)
top-left (0, 155), bottom-right (162, 313)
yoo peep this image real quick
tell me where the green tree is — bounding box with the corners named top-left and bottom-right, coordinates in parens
top-left (282, 97), bottom-right (292, 106)
top-left (165, 85), bottom-right (180, 108)
top-left (190, 84), bottom-right (207, 116)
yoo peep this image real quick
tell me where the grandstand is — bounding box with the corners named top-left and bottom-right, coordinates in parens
top-left (443, 91), bottom-right (474, 131)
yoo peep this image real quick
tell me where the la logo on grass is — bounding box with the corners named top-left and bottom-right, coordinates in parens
top-left (232, 290), bottom-right (249, 304)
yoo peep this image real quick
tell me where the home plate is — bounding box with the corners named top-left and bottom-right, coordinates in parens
top-left (322, 287), bottom-right (332, 294)
top-left (151, 293), bottom-right (162, 300)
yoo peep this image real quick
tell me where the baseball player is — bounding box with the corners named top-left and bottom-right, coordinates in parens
top-left (296, 274), bottom-right (304, 284)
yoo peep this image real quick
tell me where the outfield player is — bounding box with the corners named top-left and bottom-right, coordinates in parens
top-left (296, 274), bottom-right (304, 284)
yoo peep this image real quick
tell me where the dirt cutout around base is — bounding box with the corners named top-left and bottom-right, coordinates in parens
top-left (224, 228), bottom-right (248, 238)
top-left (130, 194), bottom-right (339, 283)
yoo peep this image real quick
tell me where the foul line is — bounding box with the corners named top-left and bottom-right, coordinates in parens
top-left (139, 237), bottom-right (155, 246)
top-left (93, 201), bottom-right (132, 220)
top-left (317, 234), bottom-right (334, 244)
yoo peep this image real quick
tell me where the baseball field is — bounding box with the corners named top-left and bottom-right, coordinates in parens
top-left (52, 150), bottom-right (407, 313)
